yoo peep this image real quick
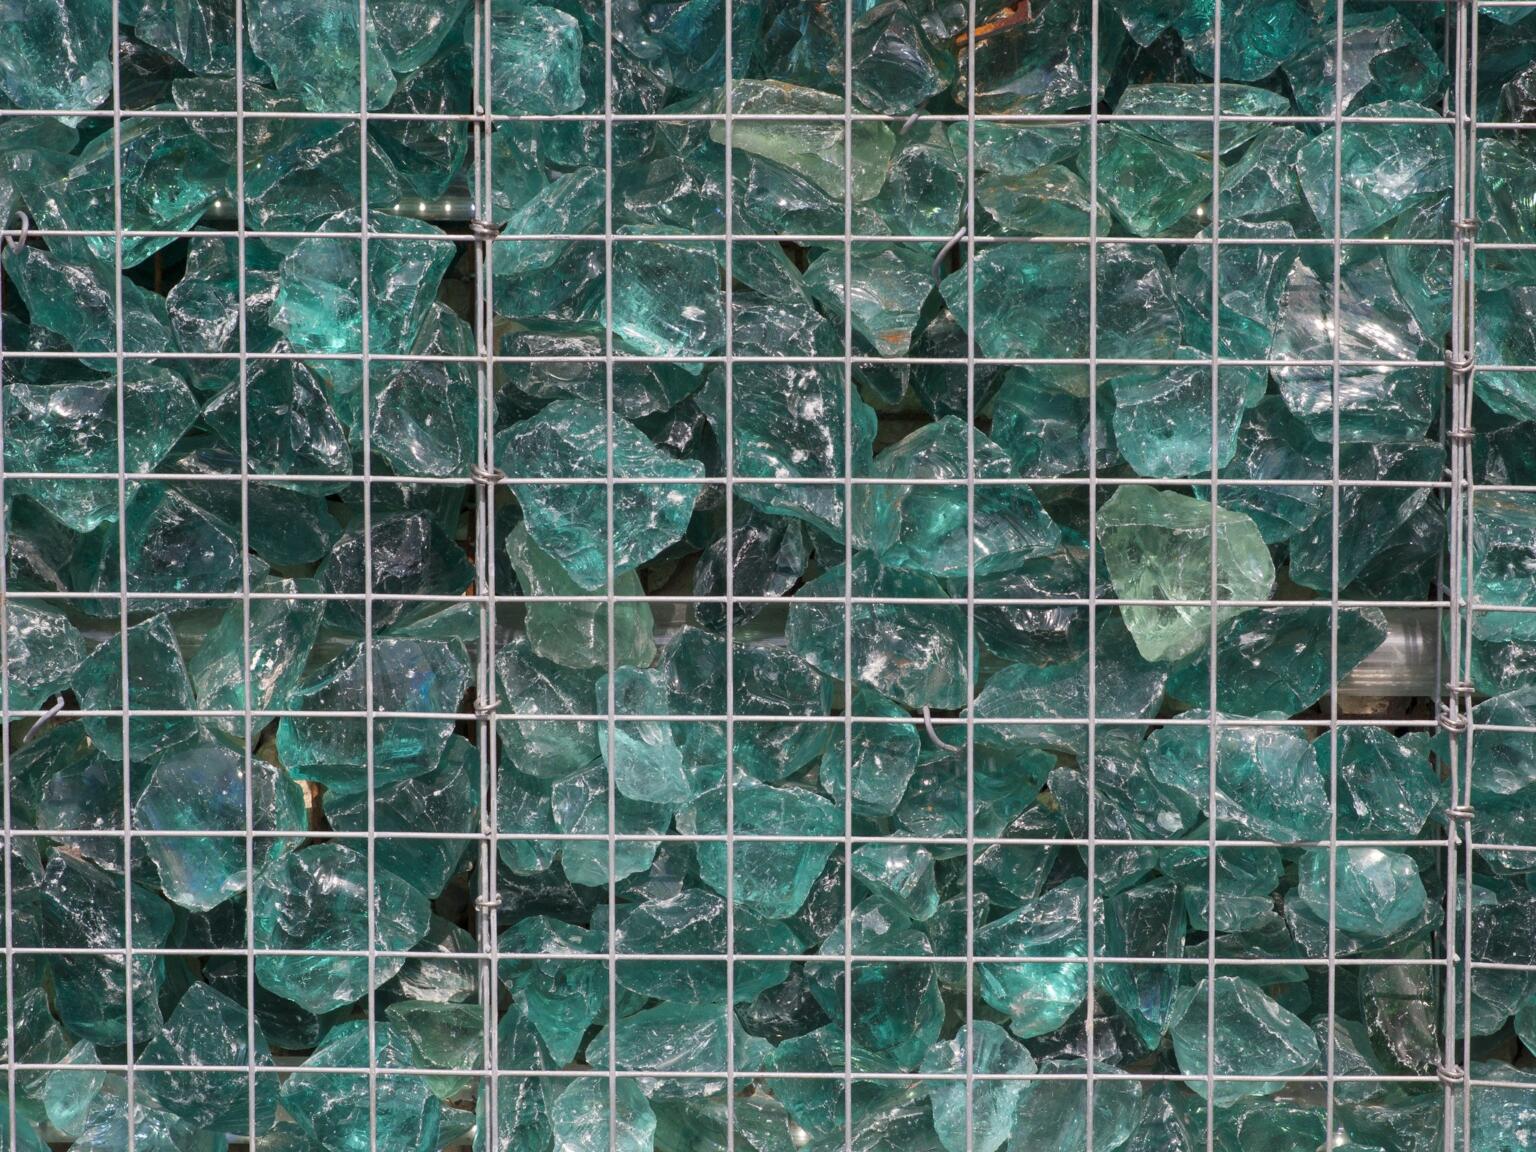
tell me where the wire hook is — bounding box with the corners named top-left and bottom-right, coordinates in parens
top-left (21, 695), bottom-right (65, 745)
top-left (922, 706), bottom-right (963, 753)
top-left (3, 211), bottom-right (29, 253)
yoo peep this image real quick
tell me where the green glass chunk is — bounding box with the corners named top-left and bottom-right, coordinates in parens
top-left (72, 613), bottom-right (201, 762)
top-left (1109, 353), bottom-right (1245, 479)
top-left (496, 398), bottom-right (705, 591)
top-left (371, 307), bottom-right (479, 478)
top-left (1141, 716), bottom-right (1330, 842)
top-left (246, 0), bottom-right (395, 112)
top-left (686, 780), bottom-right (841, 919)
top-left (274, 210), bottom-right (454, 356)
top-left (385, 1000), bottom-right (483, 1100)
top-left (550, 1079), bottom-right (655, 1152)
top-left (1172, 0), bottom-right (1313, 83)
top-left (821, 687), bottom-right (920, 821)
top-left (849, 0), bottom-right (954, 115)
top-left (202, 359), bottom-right (350, 481)
top-left (3, 370), bottom-right (197, 532)
top-left (43, 1040), bottom-right (104, 1140)
top-left (1474, 493), bottom-right (1536, 641)
top-left (275, 637), bottom-right (472, 789)
top-left (490, 1), bottom-right (586, 115)
top-left (280, 1022), bottom-right (443, 1152)
top-left (1099, 878), bottom-right (1187, 1049)
top-left (553, 759), bottom-right (670, 886)
top-left (804, 245), bottom-right (932, 358)
top-left (852, 844), bottom-right (939, 921)
top-left (612, 234), bottom-right (725, 361)
top-left (1217, 396), bottom-right (1331, 545)
top-left (975, 880), bottom-right (1088, 1038)
top-left (325, 735), bottom-right (479, 899)
top-left (0, 0), bottom-right (112, 108)
top-left (1090, 124), bottom-right (1210, 236)
top-left (252, 843), bottom-right (431, 1013)
top-left (138, 983), bottom-right (279, 1135)
top-left (1166, 606), bottom-right (1389, 717)
top-left (976, 164), bottom-right (1104, 237)
top-left (498, 917), bottom-right (607, 1064)
top-left (602, 665), bottom-right (692, 807)
top-left (64, 1093), bottom-right (215, 1152)
top-left (316, 511), bottom-right (476, 636)
top-left (1287, 442), bottom-right (1444, 592)
top-left (1296, 101), bottom-right (1452, 237)
top-left (873, 132), bottom-right (965, 238)
top-left (1169, 976), bottom-right (1320, 1104)
top-left (1114, 83), bottom-right (1292, 154)
top-left (1096, 486), bottom-right (1275, 664)
top-left (1283, 10), bottom-right (1443, 116)
top-left (1273, 254), bottom-right (1438, 444)
top-left (1297, 848), bottom-right (1428, 939)
top-left (188, 577), bottom-right (324, 731)
top-left (787, 557), bottom-right (968, 710)
top-left (245, 116), bottom-right (405, 233)
top-left (4, 601), bottom-right (86, 709)
top-left (855, 416), bottom-right (1061, 579)
top-left (40, 854), bottom-right (174, 1046)
top-left (2, 245), bottom-right (177, 368)
top-left (710, 81), bottom-right (896, 201)
top-left (134, 741), bottom-right (305, 913)
top-left (921, 1022), bottom-right (1035, 1152)
top-left (1324, 726), bottom-right (1441, 839)
top-left (960, 0), bottom-right (1118, 114)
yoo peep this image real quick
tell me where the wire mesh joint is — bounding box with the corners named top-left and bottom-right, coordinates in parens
top-left (20, 695), bottom-right (65, 745)
top-left (474, 695), bottom-right (499, 720)
top-left (474, 893), bottom-right (502, 911)
top-left (469, 218), bottom-right (501, 242)
top-left (471, 464), bottom-right (506, 487)
top-left (1446, 803), bottom-right (1475, 822)
top-left (1444, 350), bottom-right (1474, 378)
top-left (2, 211), bottom-right (29, 252)
top-left (1436, 1064), bottom-right (1467, 1087)
top-left (1438, 704), bottom-right (1469, 735)
top-left (1453, 217), bottom-right (1479, 239)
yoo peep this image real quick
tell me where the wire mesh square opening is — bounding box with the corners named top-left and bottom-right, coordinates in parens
top-left (0, 0), bottom-right (1529, 1149)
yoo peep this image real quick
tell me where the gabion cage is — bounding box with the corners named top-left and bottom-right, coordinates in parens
top-left (0, 0), bottom-right (1534, 1149)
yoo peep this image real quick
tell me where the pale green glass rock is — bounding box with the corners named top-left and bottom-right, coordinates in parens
top-left (613, 234), bottom-right (724, 363)
top-left (1297, 848), bottom-right (1428, 939)
top-left (1169, 976), bottom-right (1320, 1104)
top-left (316, 511), bottom-right (476, 636)
top-left (495, 635), bottom-right (602, 779)
top-left (1096, 487), bottom-right (1275, 664)
top-left (1090, 124), bottom-right (1210, 237)
top-left (252, 843), bottom-right (431, 1013)
top-left (138, 983), bottom-right (279, 1135)
top-left (202, 359), bottom-right (350, 480)
top-left (1109, 354), bottom-right (1245, 479)
top-left (1296, 102), bottom-right (1452, 236)
top-left (850, 0), bottom-right (954, 115)
top-left (496, 398), bottom-right (705, 591)
top-left (134, 741), bottom-right (305, 913)
top-left (384, 1000), bottom-right (483, 1101)
top-left (551, 1079), bottom-right (655, 1152)
top-left (2, 245), bottom-right (177, 368)
top-left (188, 578), bottom-right (324, 730)
top-left (1324, 726), bottom-right (1441, 839)
top-left (1173, 0), bottom-right (1313, 84)
top-left (280, 1022), bottom-right (443, 1152)
top-left (43, 1040), bottom-right (104, 1140)
top-left (852, 844), bottom-right (939, 921)
top-left (497, 917), bottom-right (607, 1064)
top-left (601, 664), bottom-right (691, 807)
top-left (1474, 492), bottom-right (1536, 641)
top-left (1283, 10), bottom-right (1443, 117)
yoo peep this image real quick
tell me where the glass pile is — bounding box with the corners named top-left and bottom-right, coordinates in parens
top-left (0, 0), bottom-right (1534, 1150)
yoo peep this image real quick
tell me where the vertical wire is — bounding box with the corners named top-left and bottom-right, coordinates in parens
top-left (475, 0), bottom-right (503, 1140)
top-left (1458, 6), bottom-right (1481, 1148)
top-left (721, 0), bottom-right (737, 1141)
top-left (109, 1), bottom-right (136, 1143)
top-left (603, 0), bottom-right (619, 1136)
top-left (1324, 0), bottom-right (1348, 1140)
top-left (1441, 4), bottom-right (1471, 1152)
top-left (231, 0), bottom-right (259, 1132)
top-left (962, 0), bottom-right (977, 1141)
top-left (1203, 0), bottom-right (1223, 1136)
top-left (1084, 0), bottom-right (1101, 1141)
top-left (840, 0), bottom-right (855, 1138)
top-left (354, 0), bottom-right (380, 1136)
top-left (0, 157), bottom-right (18, 1152)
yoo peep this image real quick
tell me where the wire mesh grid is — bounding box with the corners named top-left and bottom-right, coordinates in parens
top-left (0, 0), bottom-right (1533, 1150)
